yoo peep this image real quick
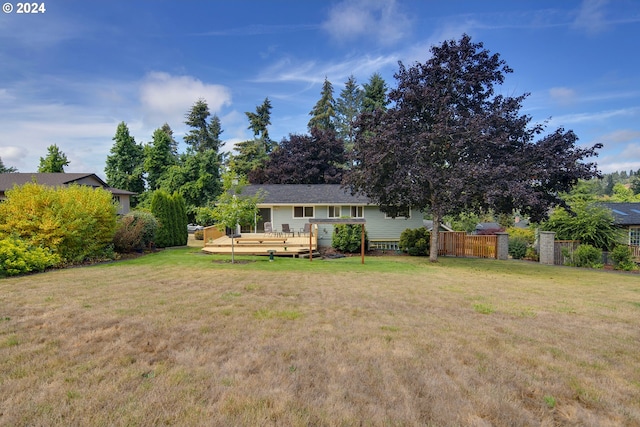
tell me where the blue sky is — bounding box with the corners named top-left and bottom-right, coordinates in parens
top-left (1, 0), bottom-right (639, 177)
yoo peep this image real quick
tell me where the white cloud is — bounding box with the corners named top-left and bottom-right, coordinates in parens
top-left (549, 87), bottom-right (578, 106)
top-left (254, 54), bottom-right (397, 86)
top-left (139, 72), bottom-right (232, 128)
top-left (322, 0), bottom-right (412, 46)
top-left (550, 107), bottom-right (639, 125)
top-left (572, 0), bottom-right (609, 34)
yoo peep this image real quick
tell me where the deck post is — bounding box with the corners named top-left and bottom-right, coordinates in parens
top-left (361, 224), bottom-right (365, 264)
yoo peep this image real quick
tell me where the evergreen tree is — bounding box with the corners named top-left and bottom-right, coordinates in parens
top-left (38, 144), bottom-right (69, 173)
top-left (245, 97), bottom-right (274, 152)
top-left (335, 75), bottom-right (364, 148)
top-left (0, 157), bottom-right (17, 173)
top-left (234, 98), bottom-right (275, 177)
top-left (160, 123), bottom-right (179, 159)
top-left (362, 72), bottom-right (389, 112)
top-left (184, 99), bottom-right (222, 154)
top-left (308, 77), bottom-right (336, 131)
top-left (105, 122), bottom-right (145, 200)
top-left (144, 128), bottom-right (176, 191)
top-left (151, 190), bottom-right (172, 247)
top-left (158, 149), bottom-right (222, 217)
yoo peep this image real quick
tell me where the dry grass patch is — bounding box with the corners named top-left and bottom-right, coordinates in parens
top-left (1, 249), bottom-right (639, 425)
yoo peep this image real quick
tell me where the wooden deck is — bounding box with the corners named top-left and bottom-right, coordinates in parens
top-left (201, 232), bottom-right (318, 257)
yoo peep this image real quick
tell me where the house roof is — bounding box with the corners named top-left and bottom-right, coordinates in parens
top-left (0, 173), bottom-right (136, 195)
top-left (423, 220), bottom-right (454, 232)
top-left (243, 184), bottom-right (372, 205)
top-left (599, 202), bottom-right (640, 226)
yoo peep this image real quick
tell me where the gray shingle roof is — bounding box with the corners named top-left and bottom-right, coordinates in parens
top-left (599, 202), bottom-right (640, 226)
top-left (0, 173), bottom-right (136, 195)
top-left (243, 184), bottom-right (372, 205)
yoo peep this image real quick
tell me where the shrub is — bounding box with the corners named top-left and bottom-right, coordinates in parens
top-left (113, 215), bottom-right (145, 253)
top-left (525, 247), bottom-right (539, 261)
top-left (0, 183), bottom-right (117, 263)
top-left (399, 227), bottom-right (430, 256)
top-left (507, 227), bottom-right (535, 245)
top-left (151, 190), bottom-right (187, 248)
top-left (0, 235), bottom-right (60, 277)
top-left (565, 244), bottom-right (603, 268)
top-left (332, 224), bottom-right (368, 253)
top-left (194, 229), bottom-right (204, 240)
top-left (610, 245), bottom-right (637, 271)
top-left (542, 202), bottom-right (621, 251)
top-left (508, 237), bottom-right (528, 260)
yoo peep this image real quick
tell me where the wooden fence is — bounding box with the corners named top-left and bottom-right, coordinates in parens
top-left (554, 240), bottom-right (580, 266)
top-left (438, 232), bottom-right (497, 259)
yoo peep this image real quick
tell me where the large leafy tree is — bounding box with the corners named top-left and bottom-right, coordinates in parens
top-left (105, 122), bottom-right (145, 200)
top-left (208, 169), bottom-right (263, 263)
top-left (0, 157), bottom-right (17, 173)
top-left (308, 77), bottom-right (337, 131)
top-left (250, 127), bottom-right (345, 184)
top-left (38, 144), bottom-right (69, 173)
top-left (335, 75), bottom-right (364, 151)
top-left (345, 34), bottom-right (601, 262)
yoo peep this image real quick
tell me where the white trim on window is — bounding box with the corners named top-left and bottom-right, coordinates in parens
top-left (350, 206), bottom-right (364, 218)
top-left (383, 207), bottom-right (411, 219)
top-left (328, 205), bottom-right (341, 218)
top-left (293, 206), bottom-right (314, 218)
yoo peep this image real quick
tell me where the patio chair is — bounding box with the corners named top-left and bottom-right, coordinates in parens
top-left (300, 223), bottom-right (311, 236)
top-left (281, 223), bottom-right (294, 237)
top-left (264, 222), bottom-right (274, 236)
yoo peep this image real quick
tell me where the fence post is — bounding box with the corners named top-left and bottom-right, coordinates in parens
top-left (539, 231), bottom-right (556, 265)
top-left (496, 232), bottom-right (509, 260)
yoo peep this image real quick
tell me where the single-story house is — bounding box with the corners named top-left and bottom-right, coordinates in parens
top-left (599, 202), bottom-right (640, 246)
top-left (0, 173), bottom-right (136, 215)
top-left (241, 184), bottom-right (425, 249)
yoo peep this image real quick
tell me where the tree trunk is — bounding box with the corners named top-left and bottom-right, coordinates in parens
top-left (430, 213), bottom-right (440, 263)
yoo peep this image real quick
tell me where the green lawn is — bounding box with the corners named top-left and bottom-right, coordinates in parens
top-left (1, 248), bottom-right (639, 426)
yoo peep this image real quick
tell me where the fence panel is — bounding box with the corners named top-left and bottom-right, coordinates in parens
top-left (438, 232), bottom-right (497, 259)
top-left (554, 240), bottom-right (580, 265)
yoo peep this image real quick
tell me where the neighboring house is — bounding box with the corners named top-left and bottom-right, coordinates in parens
top-left (474, 222), bottom-right (504, 235)
top-left (599, 202), bottom-right (640, 246)
top-left (241, 184), bottom-right (424, 248)
top-left (423, 220), bottom-right (454, 232)
top-left (0, 173), bottom-right (136, 214)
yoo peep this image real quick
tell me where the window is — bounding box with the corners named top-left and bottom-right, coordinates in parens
top-left (350, 206), bottom-right (364, 218)
top-left (293, 206), bottom-right (314, 218)
top-left (384, 207), bottom-right (411, 219)
top-left (630, 227), bottom-right (640, 246)
top-left (328, 206), bottom-right (341, 218)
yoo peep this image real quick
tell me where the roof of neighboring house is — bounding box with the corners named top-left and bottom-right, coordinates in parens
top-left (0, 173), bottom-right (136, 196)
top-left (599, 202), bottom-right (640, 226)
top-left (423, 220), bottom-right (454, 232)
top-left (244, 184), bottom-right (372, 205)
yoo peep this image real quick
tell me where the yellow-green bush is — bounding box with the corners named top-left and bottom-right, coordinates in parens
top-left (506, 227), bottom-right (535, 245)
top-left (0, 183), bottom-right (118, 263)
top-left (0, 235), bottom-right (60, 276)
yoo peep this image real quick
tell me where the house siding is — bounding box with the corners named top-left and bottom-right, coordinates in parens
top-left (259, 203), bottom-right (423, 247)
